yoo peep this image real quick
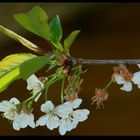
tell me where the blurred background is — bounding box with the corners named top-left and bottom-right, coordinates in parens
top-left (0, 2), bottom-right (140, 136)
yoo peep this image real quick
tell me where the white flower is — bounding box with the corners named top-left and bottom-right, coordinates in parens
top-left (114, 74), bottom-right (132, 92)
top-left (132, 71), bottom-right (140, 88)
top-left (36, 100), bottom-right (60, 130)
top-left (0, 98), bottom-right (35, 131)
top-left (26, 74), bottom-right (44, 102)
top-left (58, 99), bottom-right (90, 135)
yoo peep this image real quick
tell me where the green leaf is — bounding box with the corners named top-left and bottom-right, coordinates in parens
top-left (0, 25), bottom-right (47, 55)
top-left (20, 55), bottom-right (50, 80)
top-left (0, 53), bottom-right (36, 92)
top-left (14, 6), bottom-right (63, 51)
top-left (0, 68), bottom-right (20, 92)
top-left (0, 53), bottom-right (36, 78)
top-left (64, 30), bottom-right (80, 52)
top-left (14, 5), bottom-right (51, 40)
top-left (49, 15), bottom-right (63, 44)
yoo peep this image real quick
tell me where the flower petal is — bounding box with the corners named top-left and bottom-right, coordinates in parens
top-left (0, 101), bottom-right (14, 112)
top-left (15, 113), bottom-right (28, 128)
top-left (64, 99), bottom-right (82, 109)
top-left (59, 119), bottom-right (67, 135)
top-left (46, 115), bottom-right (60, 130)
top-left (66, 119), bottom-right (78, 131)
top-left (55, 104), bottom-right (73, 118)
top-left (13, 120), bottom-right (20, 131)
top-left (28, 113), bottom-right (35, 128)
top-left (120, 82), bottom-right (132, 92)
top-left (132, 71), bottom-right (140, 86)
top-left (27, 74), bottom-right (43, 90)
top-left (72, 109), bottom-right (90, 122)
top-left (36, 115), bottom-right (48, 126)
top-left (9, 98), bottom-right (20, 105)
top-left (41, 101), bottom-right (54, 113)
top-left (114, 75), bottom-right (125, 84)
top-left (4, 110), bottom-right (17, 120)
top-left (137, 64), bottom-right (140, 69)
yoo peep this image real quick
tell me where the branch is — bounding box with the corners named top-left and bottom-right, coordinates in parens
top-left (71, 57), bottom-right (140, 65)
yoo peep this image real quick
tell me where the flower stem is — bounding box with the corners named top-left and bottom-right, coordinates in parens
top-left (61, 77), bottom-right (66, 103)
top-left (44, 76), bottom-right (57, 101)
top-left (44, 73), bottom-right (64, 101)
top-left (104, 79), bottom-right (113, 91)
top-left (21, 90), bottom-right (42, 105)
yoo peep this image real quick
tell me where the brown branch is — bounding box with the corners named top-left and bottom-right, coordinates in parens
top-left (71, 57), bottom-right (140, 65)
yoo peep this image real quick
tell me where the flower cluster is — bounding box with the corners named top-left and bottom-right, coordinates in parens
top-left (36, 98), bottom-right (90, 135)
top-left (0, 74), bottom-right (90, 135)
top-left (0, 97), bottom-right (89, 135)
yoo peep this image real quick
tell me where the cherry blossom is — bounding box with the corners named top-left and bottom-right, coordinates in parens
top-left (58, 99), bottom-right (90, 135)
top-left (112, 65), bottom-right (133, 92)
top-left (36, 100), bottom-right (60, 130)
top-left (26, 74), bottom-right (44, 102)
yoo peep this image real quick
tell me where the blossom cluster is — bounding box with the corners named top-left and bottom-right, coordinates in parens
top-left (0, 74), bottom-right (90, 135)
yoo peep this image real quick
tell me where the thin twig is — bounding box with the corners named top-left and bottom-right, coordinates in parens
top-left (71, 57), bottom-right (140, 65)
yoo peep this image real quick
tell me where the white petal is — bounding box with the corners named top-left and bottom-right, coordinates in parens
top-left (9, 98), bottom-right (20, 105)
top-left (4, 110), bottom-right (17, 120)
top-left (28, 114), bottom-right (35, 128)
top-left (137, 64), bottom-right (140, 69)
top-left (132, 72), bottom-right (140, 86)
top-left (0, 101), bottom-right (13, 112)
top-left (13, 120), bottom-right (20, 131)
top-left (114, 75), bottom-right (125, 84)
top-left (41, 101), bottom-right (54, 113)
top-left (64, 99), bottom-right (82, 109)
top-left (55, 104), bottom-right (73, 118)
top-left (66, 119), bottom-right (78, 131)
top-left (46, 115), bottom-right (60, 130)
top-left (27, 74), bottom-right (43, 90)
top-left (36, 115), bottom-right (48, 126)
top-left (72, 109), bottom-right (90, 122)
top-left (15, 113), bottom-right (28, 128)
top-left (120, 82), bottom-right (132, 92)
top-left (59, 119), bottom-right (67, 135)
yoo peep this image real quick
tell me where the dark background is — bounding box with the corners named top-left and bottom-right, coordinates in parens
top-left (0, 3), bottom-right (140, 136)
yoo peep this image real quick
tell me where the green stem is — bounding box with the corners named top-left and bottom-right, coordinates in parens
top-left (44, 76), bottom-right (57, 101)
top-left (44, 74), bottom-right (64, 101)
top-left (104, 79), bottom-right (113, 91)
top-left (20, 90), bottom-right (42, 105)
top-left (61, 77), bottom-right (66, 103)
